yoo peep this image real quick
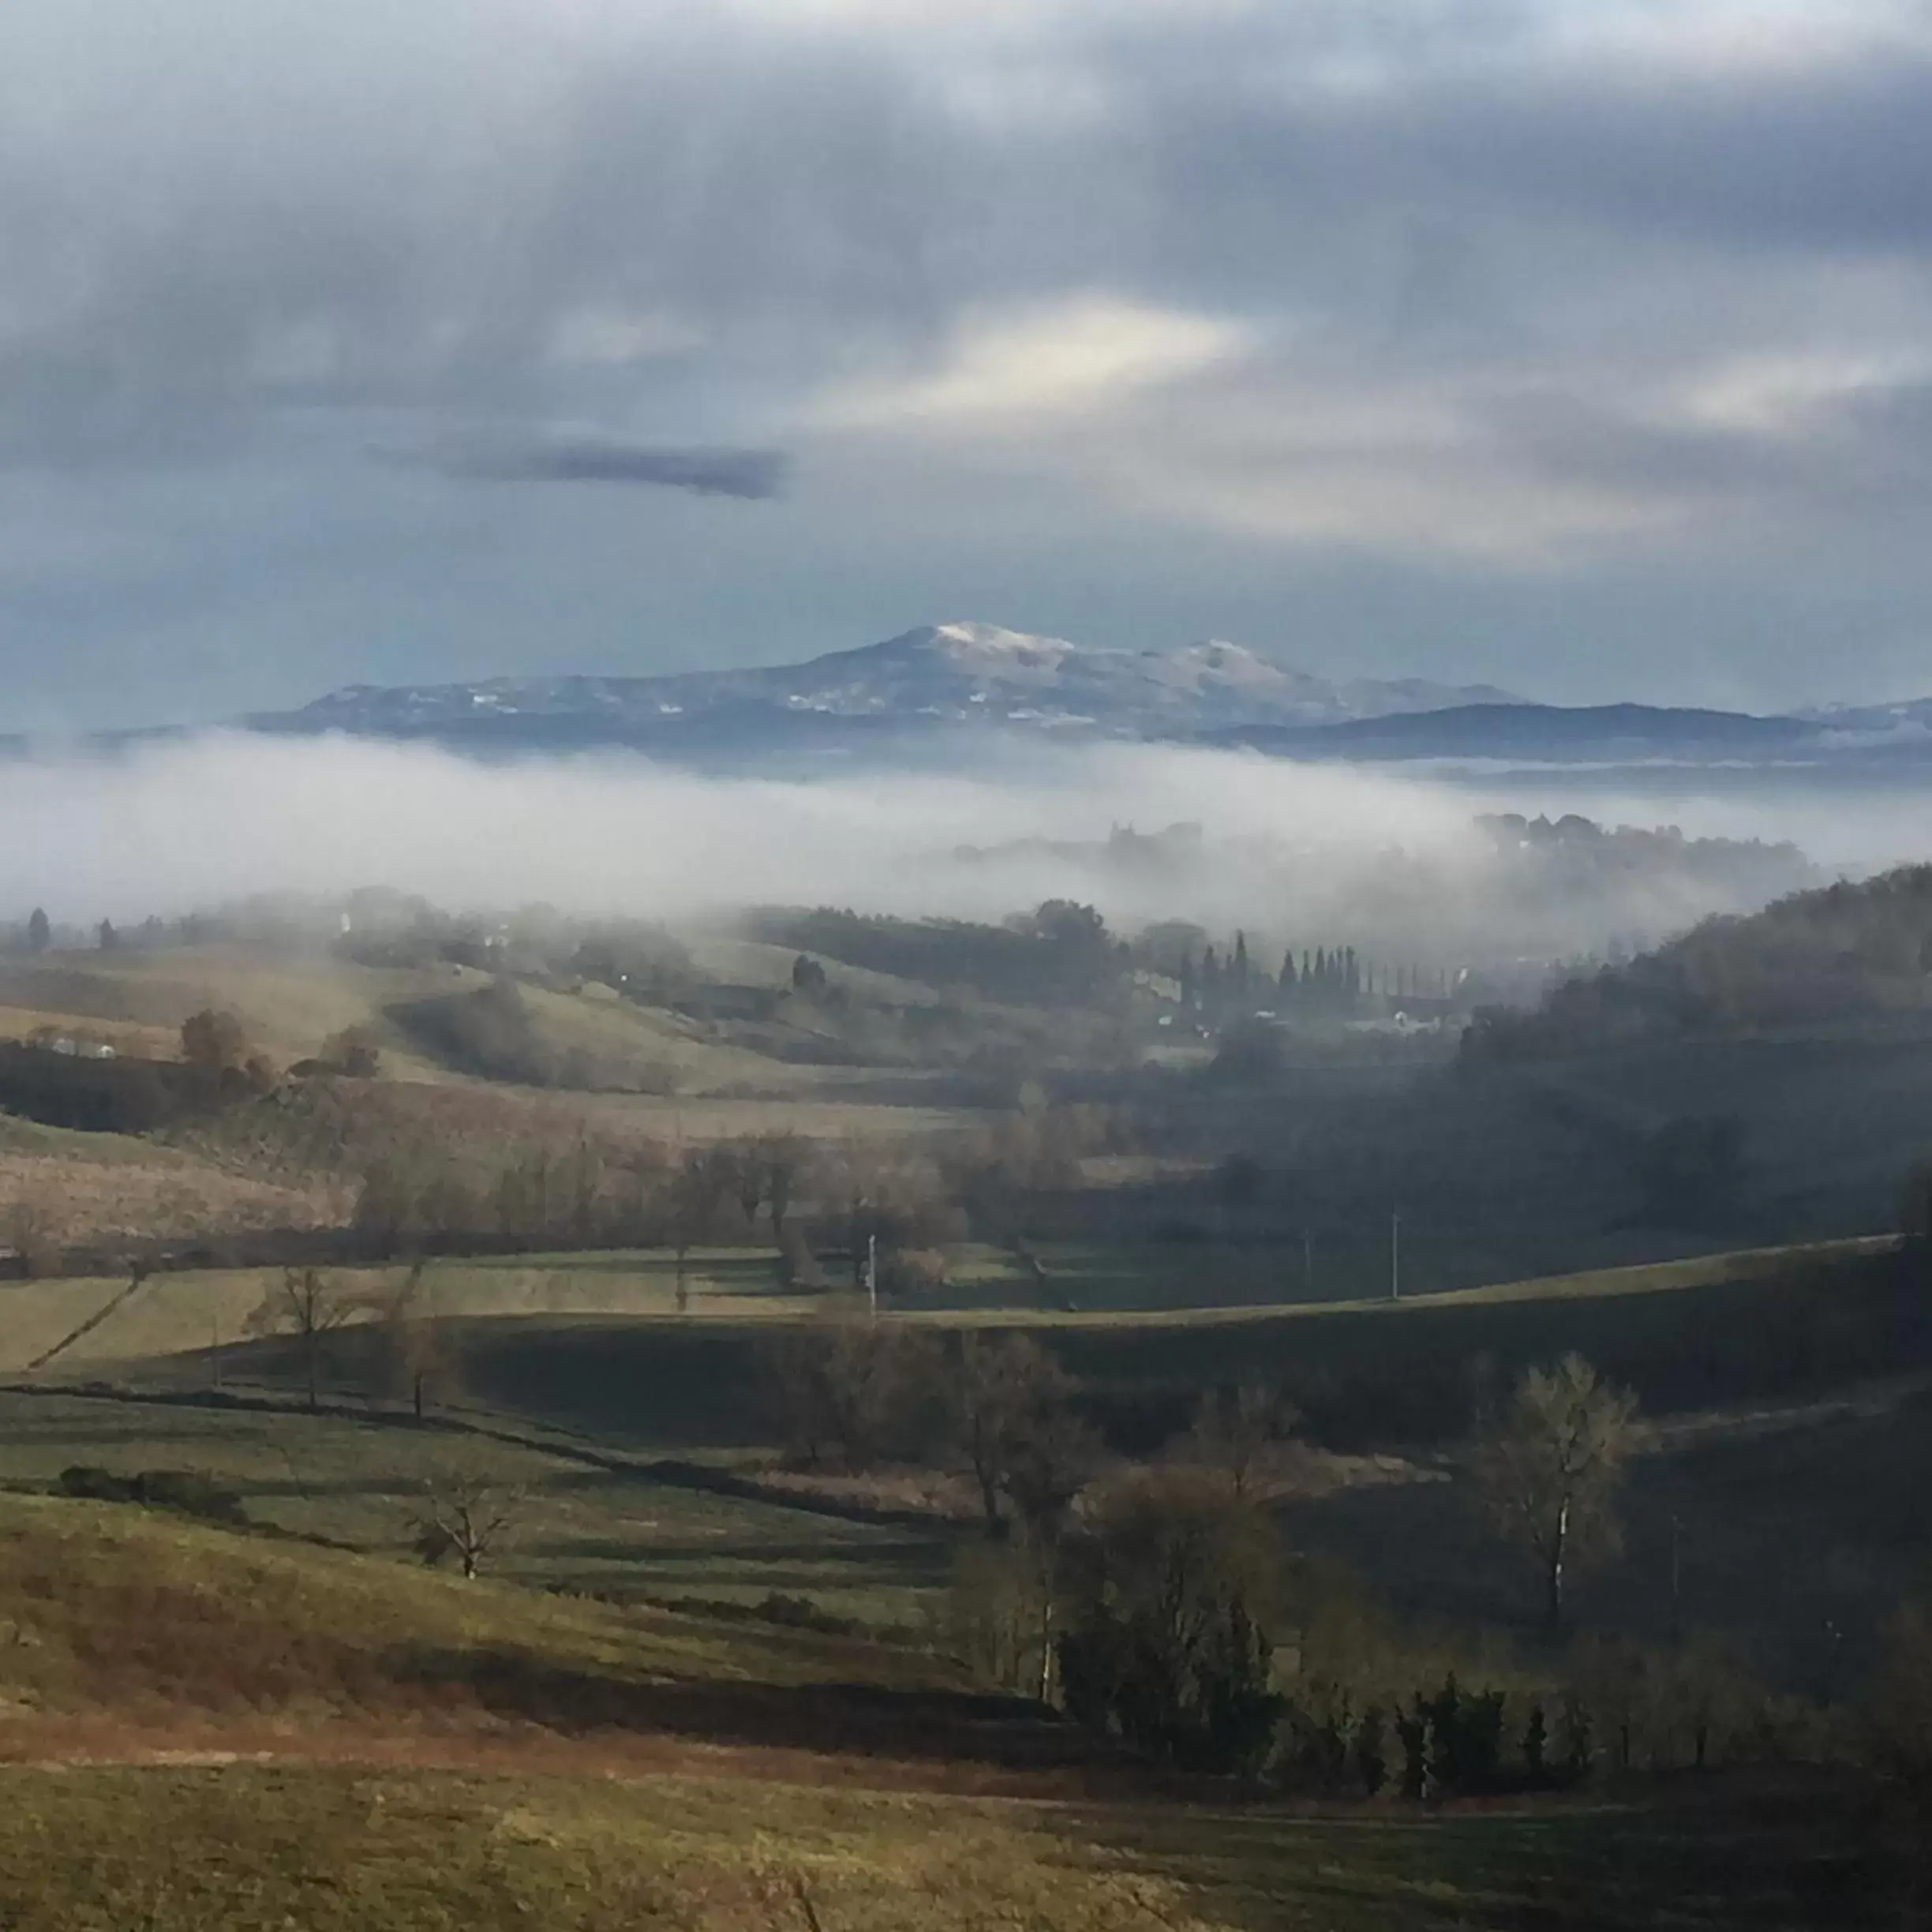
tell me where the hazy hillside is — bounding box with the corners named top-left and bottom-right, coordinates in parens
top-left (1466, 863), bottom-right (1932, 1059)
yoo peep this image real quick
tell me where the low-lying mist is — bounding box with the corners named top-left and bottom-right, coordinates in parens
top-left (6, 730), bottom-right (1912, 964)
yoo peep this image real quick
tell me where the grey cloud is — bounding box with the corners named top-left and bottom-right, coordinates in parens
top-left (418, 432), bottom-right (788, 499)
top-left (7, 1), bottom-right (1932, 718)
top-left (5, 5), bottom-right (1930, 447)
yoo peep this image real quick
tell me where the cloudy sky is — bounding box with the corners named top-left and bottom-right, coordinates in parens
top-left (4, 0), bottom-right (1931, 728)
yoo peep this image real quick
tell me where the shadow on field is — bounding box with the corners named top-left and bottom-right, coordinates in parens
top-left (1050, 1777), bottom-right (1899, 1931)
top-left (1281, 1387), bottom-right (1932, 1690)
top-left (380, 1642), bottom-right (1087, 1771)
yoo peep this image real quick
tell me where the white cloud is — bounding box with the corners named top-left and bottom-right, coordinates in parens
top-left (1673, 350), bottom-right (1932, 438)
top-left (815, 298), bottom-right (1252, 429)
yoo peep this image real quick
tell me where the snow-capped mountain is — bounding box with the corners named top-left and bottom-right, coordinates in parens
top-left (263, 621), bottom-right (1524, 745)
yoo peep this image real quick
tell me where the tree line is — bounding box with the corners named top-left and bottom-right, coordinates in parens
top-left (1170, 931), bottom-right (1453, 1026)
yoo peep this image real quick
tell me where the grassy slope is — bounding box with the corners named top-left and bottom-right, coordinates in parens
top-left (0, 1492), bottom-right (1896, 1930)
top-left (0, 1391), bottom-right (952, 1622)
top-left (0, 1761), bottom-right (1889, 1932)
top-left (0, 1490), bottom-right (972, 1735)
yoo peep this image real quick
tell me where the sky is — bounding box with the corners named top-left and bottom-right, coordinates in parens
top-left (5, 0), bottom-right (1932, 730)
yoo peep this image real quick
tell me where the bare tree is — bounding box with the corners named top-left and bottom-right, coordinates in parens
top-left (382, 1260), bottom-right (461, 1420)
top-left (764, 1312), bottom-right (947, 1472)
top-left (1186, 1383), bottom-right (1300, 1500)
top-left (1474, 1354), bottom-right (1640, 1632)
top-left (1903, 1157), bottom-right (1932, 1243)
top-left (728, 1140), bottom-right (764, 1231)
top-left (942, 1332), bottom-right (1098, 1703)
top-left (5, 1197), bottom-right (60, 1280)
top-left (955, 1332), bottom-right (1080, 1533)
top-left (666, 1148), bottom-right (730, 1311)
top-left (354, 1159), bottom-right (417, 1257)
top-left (556, 1137), bottom-right (608, 1246)
top-left (759, 1133), bottom-right (807, 1245)
top-left (249, 1266), bottom-right (358, 1411)
top-left (408, 1463), bottom-right (527, 1579)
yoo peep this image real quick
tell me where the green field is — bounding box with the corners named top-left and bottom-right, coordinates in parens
top-left (0, 1233), bottom-right (1923, 1923)
top-left (2, 1230), bottom-right (1926, 1682)
top-left (0, 1392), bottom-right (950, 1626)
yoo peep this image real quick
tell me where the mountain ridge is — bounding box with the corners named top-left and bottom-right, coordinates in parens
top-left (242, 620), bottom-right (1932, 772)
top-left (268, 621), bottom-right (1524, 740)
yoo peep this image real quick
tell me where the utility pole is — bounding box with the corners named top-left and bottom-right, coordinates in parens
top-left (1390, 1210), bottom-right (1401, 1302)
top-left (1669, 1512), bottom-right (1683, 1643)
top-left (866, 1233), bottom-right (878, 1320)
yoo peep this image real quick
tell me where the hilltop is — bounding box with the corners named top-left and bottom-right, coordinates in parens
top-left (231, 619), bottom-right (1932, 775)
top-left (1466, 861), bottom-right (1932, 1059)
top-left (250, 620), bottom-right (1521, 749)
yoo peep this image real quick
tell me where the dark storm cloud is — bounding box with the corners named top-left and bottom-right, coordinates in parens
top-left (417, 432), bottom-right (788, 499)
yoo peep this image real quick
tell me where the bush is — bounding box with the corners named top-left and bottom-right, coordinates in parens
top-left (57, 1466), bottom-right (247, 1527)
top-left (1056, 1473), bottom-right (1288, 1775)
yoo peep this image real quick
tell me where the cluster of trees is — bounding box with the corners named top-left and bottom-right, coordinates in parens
top-left (1466, 863), bottom-right (1932, 1061)
top-left (242, 1259), bottom-right (466, 1420)
top-left (351, 1132), bottom-right (816, 1268)
top-left (294, 1025), bottom-right (381, 1078)
top-left (769, 1321), bottom-right (1676, 1769)
top-left (0, 1005), bottom-right (281, 1134)
top-left (345, 1095), bottom-right (1123, 1289)
top-left (1271, 1624), bottom-right (1774, 1799)
top-left (3, 907), bottom-right (176, 955)
top-left (1174, 932), bottom-right (1451, 1027)
top-left (769, 1316), bottom-right (1659, 1777)
top-left (178, 1008), bottom-right (279, 1097)
top-left (750, 901), bottom-right (1127, 1009)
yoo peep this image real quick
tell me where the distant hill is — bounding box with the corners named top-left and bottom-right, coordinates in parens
top-left (1465, 863), bottom-right (1932, 1060)
top-left (246, 620), bottom-right (1522, 751)
top-left (1211, 702), bottom-right (1823, 762)
top-left (238, 620), bottom-right (1932, 773)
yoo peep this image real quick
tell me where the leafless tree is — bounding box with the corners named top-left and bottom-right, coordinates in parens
top-left (664, 1148), bottom-right (732, 1309)
top-left (5, 1197), bottom-right (60, 1280)
top-left (354, 1159), bottom-right (417, 1257)
top-left (1474, 1353), bottom-right (1640, 1631)
top-left (408, 1463), bottom-right (527, 1579)
top-left (382, 1260), bottom-right (460, 1420)
top-left (726, 1140), bottom-right (764, 1231)
top-left (765, 1312), bottom-right (947, 1472)
top-left (249, 1266), bottom-right (359, 1411)
top-left (1186, 1383), bottom-right (1300, 1500)
top-left (758, 1133), bottom-right (807, 1245)
top-left (955, 1332), bottom-right (1081, 1533)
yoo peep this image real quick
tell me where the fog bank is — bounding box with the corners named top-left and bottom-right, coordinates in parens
top-left (3, 731), bottom-right (1916, 957)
